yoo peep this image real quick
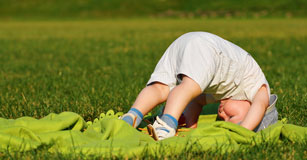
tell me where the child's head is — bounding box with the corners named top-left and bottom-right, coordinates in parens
top-left (218, 99), bottom-right (251, 123)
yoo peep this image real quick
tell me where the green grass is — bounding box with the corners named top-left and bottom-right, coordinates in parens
top-left (0, 140), bottom-right (306, 159)
top-left (0, 0), bottom-right (306, 19)
top-left (0, 18), bottom-right (306, 158)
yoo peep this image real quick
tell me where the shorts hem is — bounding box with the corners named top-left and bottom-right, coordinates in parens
top-left (147, 73), bottom-right (176, 90)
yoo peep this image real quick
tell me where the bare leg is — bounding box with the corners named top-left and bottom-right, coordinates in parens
top-left (184, 93), bottom-right (206, 128)
top-left (163, 75), bottom-right (202, 120)
top-left (131, 82), bottom-right (170, 116)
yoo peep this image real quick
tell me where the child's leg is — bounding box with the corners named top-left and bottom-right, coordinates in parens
top-left (132, 82), bottom-right (170, 115)
top-left (121, 82), bottom-right (169, 127)
top-left (183, 93), bottom-right (206, 128)
top-left (163, 75), bottom-right (202, 120)
top-left (150, 75), bottom-right (202, 140)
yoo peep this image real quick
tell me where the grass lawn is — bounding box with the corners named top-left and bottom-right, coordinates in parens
top-left (0, 18), bottom-right (306, 159)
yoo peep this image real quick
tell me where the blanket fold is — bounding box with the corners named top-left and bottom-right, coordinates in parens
top-left (0, 110), bottom-right (306, 157)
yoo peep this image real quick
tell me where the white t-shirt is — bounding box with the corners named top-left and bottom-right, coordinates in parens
top-left (147, 32), bottom-right (270, 102)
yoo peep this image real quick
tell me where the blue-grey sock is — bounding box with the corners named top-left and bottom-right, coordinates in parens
top-left (122, 108), bottom-right (143, 127)
top-left (160, 114), bottom-right (178, 129)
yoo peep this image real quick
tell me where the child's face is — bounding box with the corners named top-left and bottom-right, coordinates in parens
top-left (218, 99), bottom-right (251, 123)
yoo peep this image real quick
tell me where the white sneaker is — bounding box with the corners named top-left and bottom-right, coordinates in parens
top-left (147, 116), bottom-right (176, 141)
top-left (120, 113), bottom-right (137, 128)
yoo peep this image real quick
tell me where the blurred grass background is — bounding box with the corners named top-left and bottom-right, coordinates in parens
top-left (0, 0), bottom-right (306, 19)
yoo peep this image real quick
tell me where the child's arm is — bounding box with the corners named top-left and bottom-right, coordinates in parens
top-left (239, 85), bottom-right (269, 130)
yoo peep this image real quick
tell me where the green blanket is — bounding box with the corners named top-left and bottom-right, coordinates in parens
top-left (0, 110), bottom-right (306, 157)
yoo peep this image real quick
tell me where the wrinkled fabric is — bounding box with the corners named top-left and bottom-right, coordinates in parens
top-left (147, 32), bottom-right (270, 102)
top-left (0, 111), bottom-right (306, 157)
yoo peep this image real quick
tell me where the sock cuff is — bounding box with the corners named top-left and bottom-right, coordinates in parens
top-left (164, 114), bottom-right (178, 127)
top-left (130, 108), bottom-right (144, 119)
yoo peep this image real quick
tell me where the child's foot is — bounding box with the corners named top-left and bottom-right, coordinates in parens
top-left (147, 116), bottom-right (176, 140)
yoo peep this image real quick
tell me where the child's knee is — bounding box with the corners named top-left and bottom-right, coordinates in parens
top-left (180, 75), bottom-right (202, 93)
top-left (150, 82), bottom-right (170, 100)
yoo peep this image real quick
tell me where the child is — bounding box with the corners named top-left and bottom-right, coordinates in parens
top-left (121, 32), bottom-right (278, 140)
